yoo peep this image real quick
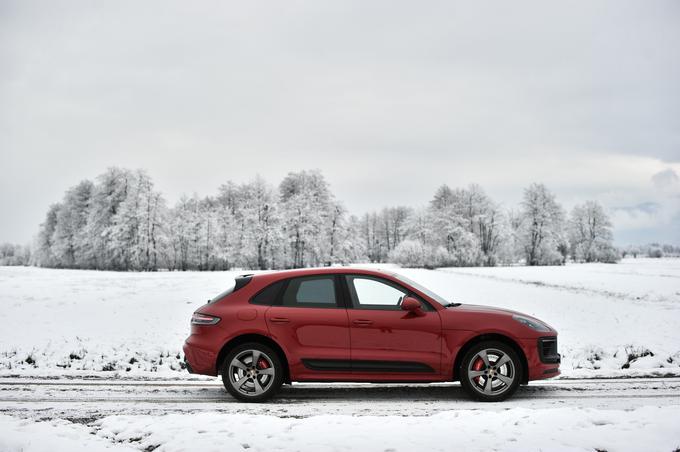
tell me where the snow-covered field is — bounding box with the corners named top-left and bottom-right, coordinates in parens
top-left (1, 258), bottom-right (679, 378)
top-left (2, 259), bottom-right (680, 451)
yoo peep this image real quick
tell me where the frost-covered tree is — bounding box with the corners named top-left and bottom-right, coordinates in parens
top-left (361, 212), bottom-right (386, 262)
top-left (166, 195), bottom-right (203, 271)
top-left (34, 203), bottom-right (61, 267)
top-left (130, 172), bottom-right (166, 271)
top-left (101, 170), bottom-right (166, 270)
top-left (333, 214), bottom-right (367, 264)
top-left (0, 243), bottom-right (31, 266)
top-left (389, 239), bottom-right (427, 268)
top-left (568, 201), bottom-right (618, 263)
top-left (380, 206), bottom-right (412, 253)
top-left (422, 184), bottom-right (506, 266)
top-left (29, 167), bottom-right (623, 271)
top-left (240, 177), bottom-right (280, 269)
top-left (360, 206), bottom-right (412, 263)
top-left (51, 180), bottom-right (94, 268)
top-left (389, 239), bottom-right (448, 269)
top-left (279, 170), bottom-right (333, 267)
top-left (327, 202), bottom-right (346, 264)
top-left (518, 183), bottom-right (565, 266)
top-left (84, 168), bottom-right (134, 269)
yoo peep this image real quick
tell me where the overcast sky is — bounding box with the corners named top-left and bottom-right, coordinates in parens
top-left (1, 0), bottom-right (679, 245)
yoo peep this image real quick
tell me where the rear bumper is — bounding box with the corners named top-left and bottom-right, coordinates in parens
top-left (184, 357), bottom-right (194, 374)
top-left (183, 336), bottom-right (218, 376)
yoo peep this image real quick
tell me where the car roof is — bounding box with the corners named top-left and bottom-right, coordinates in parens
top-left (244, 267), bottom-right (397, 281)
top-left (235, 267), bottom-right (443, 311)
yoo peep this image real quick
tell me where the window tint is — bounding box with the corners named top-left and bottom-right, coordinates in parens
top-left (250, 280), bottom-right (285, 305)
top-left (282, 276), bottom-right (337, 308)
top-left (346, 276), bottom-right (407, 310)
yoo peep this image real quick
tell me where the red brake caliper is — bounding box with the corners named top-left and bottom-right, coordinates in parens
top-left (472, 358), bottom-right (484, 384)
top-left (257, 358), bottom-right (270, 370)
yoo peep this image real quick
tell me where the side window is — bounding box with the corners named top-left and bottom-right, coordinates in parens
top-left (282, 276), bottom-right (338, 308)
top-left (346, 276), bottom-right (407, 310)
top-left (250, 280), bottom-right (285, 305)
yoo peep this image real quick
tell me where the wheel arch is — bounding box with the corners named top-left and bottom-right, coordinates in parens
top-left (452, 333), bottom-right (529, 384)
top-left (216, 333), bottom-right (291, 383)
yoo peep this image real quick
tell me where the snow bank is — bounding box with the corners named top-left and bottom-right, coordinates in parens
top-left (93, 407), bottom-right (680, 451)
top-left (1, 259), bottom-right (679, 378)
top-left (3, 406), bottom-right (680, 451)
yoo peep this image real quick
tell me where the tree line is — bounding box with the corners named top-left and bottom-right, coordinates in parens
top-left (17, 167), bottom-right (623, 270)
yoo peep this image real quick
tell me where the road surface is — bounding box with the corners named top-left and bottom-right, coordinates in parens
top-left (1, 376), bottom-right (679, 421)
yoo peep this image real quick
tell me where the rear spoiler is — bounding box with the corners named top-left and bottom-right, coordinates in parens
top-left (234, 274), bottom-right (254, 291)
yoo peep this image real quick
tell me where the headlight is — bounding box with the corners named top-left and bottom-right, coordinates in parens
top-left (512, 315), bottom-right (551, 332)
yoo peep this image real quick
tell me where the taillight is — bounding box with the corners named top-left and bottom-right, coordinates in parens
top-left (191, 312), bottom-right (220, 325)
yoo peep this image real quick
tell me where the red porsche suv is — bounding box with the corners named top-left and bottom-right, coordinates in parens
top-left (183, 268), bottom-right (560, 402)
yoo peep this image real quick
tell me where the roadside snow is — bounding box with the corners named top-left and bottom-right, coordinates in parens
top-left (0, 258), bottom-right (679, 378)
top-left (0, 414), bottom-right (135, 452)
top-left (2, 406), bottom-right (680, 452)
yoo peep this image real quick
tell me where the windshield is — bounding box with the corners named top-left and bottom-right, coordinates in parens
top-left (391, 273), bottom-right (450, 306)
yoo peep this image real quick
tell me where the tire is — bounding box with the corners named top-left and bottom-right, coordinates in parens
top-left (459, 340), bottom-right (522, 402)
top-left (221, 342), bottom-right (284, 402)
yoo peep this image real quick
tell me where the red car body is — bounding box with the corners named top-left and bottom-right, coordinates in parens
top-left (183, 268), bottom-right (560, 396)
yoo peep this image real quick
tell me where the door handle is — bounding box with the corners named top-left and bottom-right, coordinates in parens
top-left (269, 317), bottom-right (290, 324)
top-left (352, 319), bottom-right (374, 326)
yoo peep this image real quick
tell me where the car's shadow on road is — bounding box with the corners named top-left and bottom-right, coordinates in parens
top-left (216, 383), bottom-right (549, 403)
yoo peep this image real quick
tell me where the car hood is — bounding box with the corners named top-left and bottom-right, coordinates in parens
top-left (448, 304), bottom-right (524, 316)
top-left (438, 303), bottom-right (555, 334)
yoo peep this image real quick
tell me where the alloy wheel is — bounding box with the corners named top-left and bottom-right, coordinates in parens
top-left (466, 348), bottom-right (516, 396)
top-left (228, 349), bottom-right (276, 397)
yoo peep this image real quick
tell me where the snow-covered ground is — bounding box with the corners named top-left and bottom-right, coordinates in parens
top-left (1, 258), bottom-right (679, 378)
top-left (2, 259), bottom-right (680, 451)
top-left (2, 405), bottom-right (680, 452)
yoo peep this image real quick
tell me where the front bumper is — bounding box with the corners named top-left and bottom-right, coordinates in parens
top-left (537, 336), bottom-right (561, 364)
top-left (519, 336), bottom-right (561, 381)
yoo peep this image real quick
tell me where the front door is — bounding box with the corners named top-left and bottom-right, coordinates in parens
top-left (344, 275), bottom-right (442, 376)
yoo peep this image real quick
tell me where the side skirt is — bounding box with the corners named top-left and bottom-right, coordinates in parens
top-left (302, 359), bottom-right (435, 373)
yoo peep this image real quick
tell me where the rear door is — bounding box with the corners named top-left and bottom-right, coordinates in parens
top-left (344, 275), bottom-right (443, 376)
top-left (264, 275), bottom-right (350, 379)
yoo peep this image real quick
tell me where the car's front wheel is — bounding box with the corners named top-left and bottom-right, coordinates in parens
top-left (459, 341), bottom-right (522, 402)
top-left (221, 342), bottom-right (284, 402)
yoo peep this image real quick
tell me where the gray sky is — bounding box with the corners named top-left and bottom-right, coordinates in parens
top-left (1, 0), bottom-right (679, 245)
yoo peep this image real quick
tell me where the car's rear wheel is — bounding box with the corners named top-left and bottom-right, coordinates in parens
top-left (459, 341), bottom-right (522, 402)
top-left (221, 342), bottom-right (283, 402)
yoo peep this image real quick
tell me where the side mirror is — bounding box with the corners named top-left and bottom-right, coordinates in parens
top-left (401, 296), bottom-right (422, 313)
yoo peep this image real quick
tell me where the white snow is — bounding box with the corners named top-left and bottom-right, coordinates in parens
top-left (0, 258), bottom-right (679, 377)
top-left (0, 414), bottom-right (135, 452)
top-left (2, 406), bottom-right (680, 451)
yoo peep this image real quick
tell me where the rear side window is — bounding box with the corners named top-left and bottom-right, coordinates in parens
top-left (250, 280), bottom-right (285, 306)
top-left (209, 275), bottom-right (253, 304)
top-left (282, 276), bottom-right (338, 308)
